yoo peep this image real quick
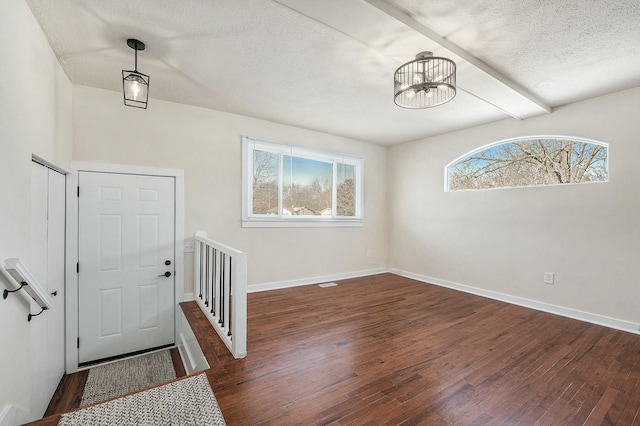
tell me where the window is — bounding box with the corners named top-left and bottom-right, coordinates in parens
top-left (446, 136), bottom-right (608, 191)
top-left (242, 137), bottom-right (363, 227)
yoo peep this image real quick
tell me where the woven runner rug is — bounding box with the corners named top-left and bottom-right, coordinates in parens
top-left (80, 350), bottom-right (177, 406)
top-left (58, 373), bottom-right (226, 426)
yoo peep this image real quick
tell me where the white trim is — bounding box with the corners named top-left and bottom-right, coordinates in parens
top-left (65, 161), bottom-right (185, 373)
top-left (72, 346), bottom-right (178, 373)
top-left (65, 170), bottom-right (79, 374)
top-left (183, 292), bottom-right (195, 302)
top-left (177, 307), bottom-right (210, 375)
top-left (203, 265), bottom-right (637, 344)
top-left (389, 268), bottom-right (640, 335)
top-left (0, 404), bottom-right (31, 426)
top-left (242, 218), bottom-right (363, 228)
top-left (178, 331), bottom-right (197, 372)
top-left (247, 268), bottom-right (388, 293)
top-left (31, 154), bottom-right (69, 175)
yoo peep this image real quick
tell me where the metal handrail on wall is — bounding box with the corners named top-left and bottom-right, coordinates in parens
top-left (193, 231), bottom-right (247, 359)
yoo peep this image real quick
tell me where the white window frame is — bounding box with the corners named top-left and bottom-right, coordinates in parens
top-left (242, 136), bottom-right (363, 228)
top-left (444, 135), bottom-right (609, 192)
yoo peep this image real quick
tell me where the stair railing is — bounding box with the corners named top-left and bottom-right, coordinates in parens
top-left (193, 231), bottom-right (247, 358)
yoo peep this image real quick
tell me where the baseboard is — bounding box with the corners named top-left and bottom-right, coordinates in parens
top-left (0, 404), bottom-right (31, 426)
top-left (247, 268), bottom-right (389, 293)
top-left (389, 268), bottom-right (640, 335)
top-left (182, 292), bottom-right (195, 302)
top-left (236, 266), bottom-right (638, 334)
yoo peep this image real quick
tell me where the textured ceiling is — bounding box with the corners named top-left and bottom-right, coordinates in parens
top-left (25, 0), bottom-right (640, 146)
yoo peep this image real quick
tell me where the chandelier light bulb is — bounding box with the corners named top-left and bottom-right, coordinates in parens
top-left (131, 81), bottom-right (140, 99)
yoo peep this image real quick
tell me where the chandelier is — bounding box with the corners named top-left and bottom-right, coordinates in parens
top-left (394, 51), bottom-right (456, 108)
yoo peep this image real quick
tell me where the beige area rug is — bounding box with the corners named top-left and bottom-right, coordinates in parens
top-left (58, 373), bottom-right (226, 426)
top-left (80, 350), bottom-right (177, 406)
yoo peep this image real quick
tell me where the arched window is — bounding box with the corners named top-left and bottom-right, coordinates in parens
top-left (446, 136), bottom-right (608, 191)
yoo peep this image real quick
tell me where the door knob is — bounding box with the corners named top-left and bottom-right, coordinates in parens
top-left (165, 260), bottom-right (171, 266)
top-left (159, 271), bottom-right (172, 277)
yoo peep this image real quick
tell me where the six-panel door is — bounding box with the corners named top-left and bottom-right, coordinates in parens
top-left (78, 171), bottom-right (175, 363)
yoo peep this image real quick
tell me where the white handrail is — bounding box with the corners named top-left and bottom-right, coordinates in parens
top-left (2, 259), bottom-right (53, 322)
top-left (193, 231), bottom-right (247, 358)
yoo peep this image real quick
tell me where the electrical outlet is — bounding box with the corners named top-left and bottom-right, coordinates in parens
top-left (184, 240), bottom-right (195, 253)
top-left (366, 249), bottom-right (372, 258)
top-left (544, 272), bottom-right (554, 284)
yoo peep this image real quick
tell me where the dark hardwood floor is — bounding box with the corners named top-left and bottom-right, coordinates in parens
top-left (32, 273), bottom-right (640, 425)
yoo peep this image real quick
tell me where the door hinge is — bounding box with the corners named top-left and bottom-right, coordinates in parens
top-left (77, 337), bottom-right (80, 348)
top-left (77, 186), bottom-right (80, 197)
top-left (77, 262), bottom-right (79, 273)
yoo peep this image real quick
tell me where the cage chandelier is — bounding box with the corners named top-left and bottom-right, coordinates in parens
top-left (394, 51), bottom-right (456, 108)
top-left (122, 38), bottom-right (150, 109)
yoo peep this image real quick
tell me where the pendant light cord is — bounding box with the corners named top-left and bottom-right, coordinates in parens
top-left (134, 41), bottom-right (139, 72)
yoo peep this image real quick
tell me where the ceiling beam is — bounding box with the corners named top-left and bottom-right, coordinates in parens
top-left (365, 0), bottom-right (551, 114)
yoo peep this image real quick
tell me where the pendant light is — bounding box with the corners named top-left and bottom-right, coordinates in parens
top-left (122, 39), bottom-right (150, 109)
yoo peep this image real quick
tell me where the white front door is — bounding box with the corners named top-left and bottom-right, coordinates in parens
top-left (78, 171), bottom-right (175, 364)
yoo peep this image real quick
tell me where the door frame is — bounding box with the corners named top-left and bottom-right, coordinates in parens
top-left (65, 161), bottom-right (185, 373)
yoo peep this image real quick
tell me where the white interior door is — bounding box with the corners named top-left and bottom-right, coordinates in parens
top-left (47, 170), bottom-right (66, 375)
top-left (78, 171), bottom-right (175, 364)
top-left (30, 161), bottom-right (66, 417)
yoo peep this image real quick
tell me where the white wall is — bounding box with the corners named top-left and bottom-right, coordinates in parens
top-left (72, 85), bottom-right (388, 292)
top-left (388, 87), bottom-right (640, 326)
top-left (0, 0), bottom-right (72, 423)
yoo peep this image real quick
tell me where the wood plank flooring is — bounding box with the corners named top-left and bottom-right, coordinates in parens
top-left (34, 273), bottom-right (640, 425)
top-left (195, 273), bottom-right (640, 425)
top-left (33, 347), bottom-right (186, 425)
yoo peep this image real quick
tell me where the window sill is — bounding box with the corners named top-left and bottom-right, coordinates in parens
top-left (242, 218), bottom-right (363, 228)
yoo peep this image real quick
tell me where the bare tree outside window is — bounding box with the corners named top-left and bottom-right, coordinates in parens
top-left (337, 163), bottom-right (355, 216)
top-left (244, 137), bottom-right (362, 223)
top-left (252, 150), bottom-right (278, 214)
top-left (447, 137), bottom-right (608, 191)
top-left (283, 156), bottom-right (332, 215)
